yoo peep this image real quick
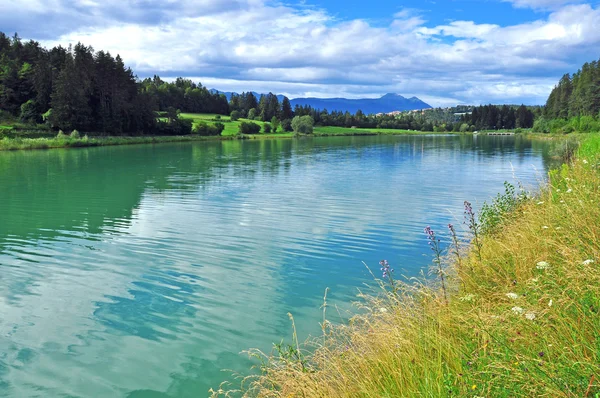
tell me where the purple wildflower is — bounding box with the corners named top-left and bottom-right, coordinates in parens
top-left (380, 259), bottom-right (394, 279)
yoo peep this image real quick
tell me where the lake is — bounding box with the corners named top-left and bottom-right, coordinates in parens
top-left (0, 135), bottom-right (554, 397)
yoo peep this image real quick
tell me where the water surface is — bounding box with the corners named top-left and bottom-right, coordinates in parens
top-left (0, 135), bottom-right (554, 397)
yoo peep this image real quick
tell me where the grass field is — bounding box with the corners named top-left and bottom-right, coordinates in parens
top-left (213, 135), bottom-right (600, 397)
top-left (178, 113), bottom-right (451, 137)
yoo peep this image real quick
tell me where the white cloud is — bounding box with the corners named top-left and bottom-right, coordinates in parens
top-left (7, 0), bottom-right (600, 106)
top-left (505, 0), bottom-right (584, 10)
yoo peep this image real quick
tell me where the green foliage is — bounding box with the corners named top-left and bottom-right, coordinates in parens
top-left (479, 181), bottom-right (529, 235)
top-left (270, 116), bottom-right (280, 133)
top-left (230, 110), bottom-right (241, 121)
top-left (291, 115), bottom-right (314, 134)
top-left (281, 118), bottom-right (292, 132)
top-left (155, 118), bottom-right (192, 135)
top-left (263, 123), bottom-right (272, 134)
top-left (247, 108), bottom-right (257, 120)
top-left (70, 129), bottom-right (80, 139)
top-left (238, 121), bottom-right (261, 135)
top-left (19, 99), bottom-right (40, 123)
top-left (193, 121), bottom-right (225, 136)
top-left (545, 59), bottom-right (600, 119)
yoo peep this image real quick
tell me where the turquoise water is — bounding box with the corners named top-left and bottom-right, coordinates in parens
top-left (0, 135), bottom-right (553, 397)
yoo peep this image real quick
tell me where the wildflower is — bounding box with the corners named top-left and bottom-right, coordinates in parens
top-left (539, 352), bottom-right (545, 357)
top-left (542, 226), bottom-right (549, 229)
top-left (460, 294), bottom-right (476, 302)
top-left (582, 259), bottom-right (595, 266)
top-left (537, 201), bottom-right (545, 205)
top-left (514, 361), bottom-right (519, 366)
top-left (525, 312), bottom-right (536, 321)
top-left (555, 227), bottom-right (562, 230)
top-left (472, 385), bottom-right (477, 390)
top-left (380, 260), bottom-right (394, 279)
top-left (505, 293), bottom-right (519, 300)
top-left (556, 189), bottom-right (561, 192)
top-left (379, 308), bottom-right (388, 313)
top-left (532, 278), bottom-right (539, 283)
top-left (583, 159), bottom-right (589, 164)
top-left (511, 306), bottom-right (524, 315)
top-left (548, 299), bottom-right (553, 307)
top-left (536, 261), bottom-right (550, 270)
top-left (566, 188), bottom-right (573, 193)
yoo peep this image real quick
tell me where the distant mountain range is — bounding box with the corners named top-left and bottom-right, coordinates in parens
top-left (210, 90), bottom-right (432, 114)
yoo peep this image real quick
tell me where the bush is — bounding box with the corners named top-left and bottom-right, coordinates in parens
top-left (230, 110), bottom-right (241, 121)
top-left (291, 115), bottom-right (314, 134)
top-left (19, 100), bottom-right (41, 124)
top-left (154, 118), bottom-right (193, 135)
top-left (194, 121), bottom-right (225, 136)
top-left (248, 108), bottom-right (257, 120)
top-left (239, 121), bottom-right (261, 135)
top-left (70, 130), bottom-right (81, 139)
top-left (263, 123), bottom-right (272, 134)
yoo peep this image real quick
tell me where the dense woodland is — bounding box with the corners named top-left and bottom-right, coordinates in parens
top-left (1, 32), bottom-right (598, 136)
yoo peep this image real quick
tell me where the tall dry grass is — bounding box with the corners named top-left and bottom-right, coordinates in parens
top-left (214, 136), bottom-right (600, 398)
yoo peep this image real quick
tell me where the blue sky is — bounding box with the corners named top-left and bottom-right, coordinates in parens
top-left (1, 0), bottom-right (600, 106)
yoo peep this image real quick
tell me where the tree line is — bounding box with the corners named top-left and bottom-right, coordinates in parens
top-left (544, 59), bottom-right (600, 119)
top-left (0, 31), bottom-right (550, 136)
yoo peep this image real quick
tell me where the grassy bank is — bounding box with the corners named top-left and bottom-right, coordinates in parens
top-left (215, 136), bottom-right (600, 397)
top-left (0, 133), bottom-right (244, 151)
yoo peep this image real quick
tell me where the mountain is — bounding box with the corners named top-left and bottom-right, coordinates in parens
top-left (290, 93), bottom-right (431, 114)
top-left (209, 90), bottom-right (432, 114)
top-left (209, 89), bottom-right (285, 102)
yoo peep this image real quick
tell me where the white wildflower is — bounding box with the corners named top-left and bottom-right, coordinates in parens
top-left (556, 189), bottom-right (561, 192)
top-left (542, 226), bottom-right (549, 230)
top-left (560, 200), bottom-right (565, 203)
top-left (511, 306), bottom-right (524, 315)
top-left (548, 299), bottom-right (553, 307)
top-left (583, 159), bottom-right (589, 164)
top-left (379, 308), bottom-right (388, 313)
top-left (536, 261), bottom-right (550, 270)
top-left (532, 278), bottom-right (539, 283)
top-left (460, 294), bottom-right (476, 302)
top-left (525, 312), bottom-right (536, 321)
top-left (555, 227), bottom-right (562, 230)
top-left (505, 293), bottom-right (519, 300)
top-left (537, 201), bottom-right (545, 205)
top-left (582, 259), bottom-right (595, 266)
top-left (566, 188), bottom-right (573, 193)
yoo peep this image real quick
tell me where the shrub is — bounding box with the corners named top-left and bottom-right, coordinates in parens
top-left (230, 110), bottom-right (241, 121)
top-left (263, 123), bottom-right (272, 134)
top-left (70, 130), bottom-right (81, 139)
top-left (56, 130), bottom-right (67, 139)
top-left (238, 121), bottom-right (261, 135)
top-left (194, 121), bottom-right (225, 136)
top-left (291, 115), bottom-right (314, 134)
top-left (248, 108), bottom-right (257, 120)
top-left (19, 100), bottom-right (41, 124)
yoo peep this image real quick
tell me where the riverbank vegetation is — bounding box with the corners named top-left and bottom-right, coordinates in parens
top-left (212, 134), bottom-right (600, 398)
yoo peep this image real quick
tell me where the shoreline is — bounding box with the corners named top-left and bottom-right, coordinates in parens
top-left (214, 135), bottom-right (600, 397)
top-left (0, 130), bottom-right (460, 152)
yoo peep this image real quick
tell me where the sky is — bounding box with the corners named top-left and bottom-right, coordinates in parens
top-left (1, 0), bottom-right (600, 106)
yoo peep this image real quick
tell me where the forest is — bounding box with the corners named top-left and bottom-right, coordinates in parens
top-left (533, 58), bottom-right (600, 133)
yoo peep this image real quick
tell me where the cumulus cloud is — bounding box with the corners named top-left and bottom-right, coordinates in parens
top-left (5, 0), bottom-right (600, 106)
